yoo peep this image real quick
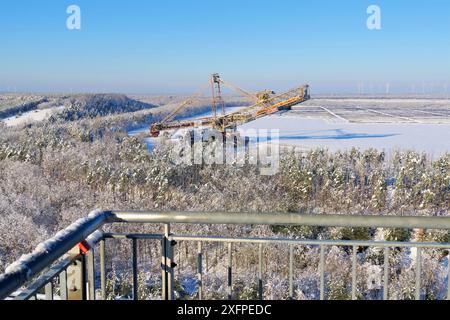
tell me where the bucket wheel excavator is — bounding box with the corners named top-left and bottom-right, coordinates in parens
top-left (150, 74), bottom-right (310, 138)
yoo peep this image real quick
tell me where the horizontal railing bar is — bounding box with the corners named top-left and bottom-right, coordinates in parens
top-left (103, 233), bottom-right (163, 240)
top-left (13, 255), bottom-right (79, 300)
top-left (169, 235), bottom-right (450, 249)
top-left (109, 211), bottom-right (450, 230)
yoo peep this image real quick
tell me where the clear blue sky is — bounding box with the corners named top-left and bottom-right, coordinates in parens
top-left (0, 0), bottom-right (449, 93)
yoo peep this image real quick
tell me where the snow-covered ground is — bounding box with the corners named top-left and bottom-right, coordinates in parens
top-left (2, 106), bottom-right (64, 127)
top-left (239, 115), bottom-right (450, 157)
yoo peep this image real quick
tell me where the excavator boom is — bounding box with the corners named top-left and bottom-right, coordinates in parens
top-left (150, 74), bottom-right (309, 137)
top-left (211, 84), bottom-right (309, 131)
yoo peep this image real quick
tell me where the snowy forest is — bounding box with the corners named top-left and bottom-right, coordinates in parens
top-left (0, 94), bottom-right (449, 299)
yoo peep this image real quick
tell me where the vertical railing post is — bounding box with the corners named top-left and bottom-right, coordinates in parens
top-left (100, 239), bottom-right (106, 300)
top-left (80, 254), bottom-right (87, 300)
top-left (59, 270), bottom-right (68, 300)
top-left (447, 253), bottom-right (450, 301)
top-left (86, 249), bottom-right (95, 300)
top-left (168, 231), bottom-right (175, 301)
top-left (132, 238), bottom-right (138, 301)
top-left (415, 247), bottom-right (422, 300)
top-left (161, 226), bottom-right (168, 300)
top-left (258, 244), bottom-right (263, 300)
top-left (227, 243), bottom-right (233, 300)
top-left (197, 242), bottom-right (203, 300)
top-left (177, 243), bottom-right (182, 277)
top-left (162, 224), bottom-right (175, 300)
top-left (319, 245), bottom-right (325, 301)
top-left (66, 248), bottom-right (85, 300)
top-left (45, 281), bottom-right (53, 300)
top-left (289, 245), bottom-right (294, 299)
top-left (205, 247), bottom-right (209, 273)
top-left (351, 245), bottom-right (357, 300)
top-left (383, 247), bottom-right (390, 300)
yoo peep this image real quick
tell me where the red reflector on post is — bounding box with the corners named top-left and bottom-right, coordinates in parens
top-left (78, 241), bottom-right (91, 254)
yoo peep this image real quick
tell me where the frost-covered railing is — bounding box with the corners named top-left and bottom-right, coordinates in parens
top-left (1, 210), bottom-right (450, 300)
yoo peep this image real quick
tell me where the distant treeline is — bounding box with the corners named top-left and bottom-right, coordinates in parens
top-left (56, 94), bottom-right (157, 121)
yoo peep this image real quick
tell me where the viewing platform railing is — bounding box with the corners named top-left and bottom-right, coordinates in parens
top-left (1, 210), bottom-right (450, 300)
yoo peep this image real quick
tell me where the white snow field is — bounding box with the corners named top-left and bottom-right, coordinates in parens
top-left (239, 116), bottom-right (450, 157)
top-left (239, 98), bottom-right (450, 157)
top-left (2, 106), bottom-right (64, 127)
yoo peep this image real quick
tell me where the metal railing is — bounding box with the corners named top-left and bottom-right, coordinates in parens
top-left (1, 210), bottom-right (450, 300)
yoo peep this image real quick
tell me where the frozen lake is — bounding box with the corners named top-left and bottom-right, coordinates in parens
top-left (239, 115), bottom-right (450, 157)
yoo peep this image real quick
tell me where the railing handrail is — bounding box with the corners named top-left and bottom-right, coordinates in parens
top-left (2, 209), bottom-right (450, 300)
top-left (110, 211), bottom-right (450, 230)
